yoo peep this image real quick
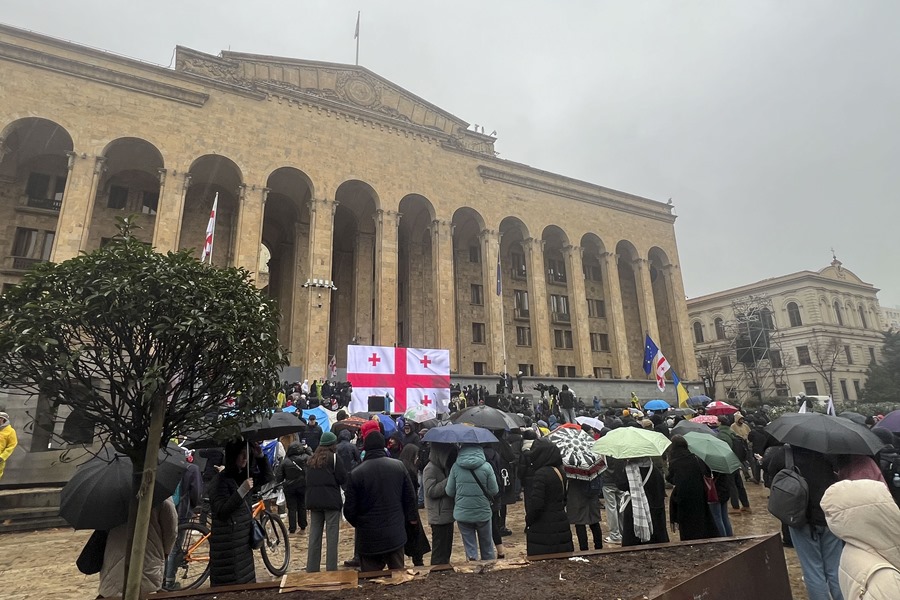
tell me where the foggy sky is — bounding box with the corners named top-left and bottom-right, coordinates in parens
top-left (4, 1), bottom-right (898, 306)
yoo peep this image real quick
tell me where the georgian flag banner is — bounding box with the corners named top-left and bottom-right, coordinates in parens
top-left (201, 193), bottom-right (218, 263)
top-left (643, 334), bottom-right (671, 392)
top-left (347, 345), bottom-right (451, 414)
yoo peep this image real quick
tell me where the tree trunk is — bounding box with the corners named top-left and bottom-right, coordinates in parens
top-left (123, 395), bottom-right (166, 600)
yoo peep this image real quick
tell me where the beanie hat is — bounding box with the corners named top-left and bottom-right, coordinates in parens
top-left (622, 409), bottom-right (630, 417)
top-left (364, 431), bottom-right (385, 451)
top-left (360, 419), bottom-right (380, 440)
top-left (641, 419), bottom-right (654, 429)
top-left (319, 431), bottom-right (337, 447)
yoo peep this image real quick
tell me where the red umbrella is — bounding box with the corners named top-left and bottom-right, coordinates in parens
top-left (705, 401), bottom-right (739, 416)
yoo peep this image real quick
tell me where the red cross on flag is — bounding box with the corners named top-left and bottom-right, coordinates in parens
top-left (346, 345), bottom-right (451, 414)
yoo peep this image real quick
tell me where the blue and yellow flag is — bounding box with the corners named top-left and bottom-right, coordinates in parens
top-left (672, 371), bottom-right (690, 409)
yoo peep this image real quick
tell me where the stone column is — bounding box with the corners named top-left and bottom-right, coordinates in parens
top-left (664, 263), bottom-right (698, 379)
top-left (524, 237), bottom-right (552, 376)
top-left (480, 229), bottom-right (505, 374)
top-left (153, 172), bottom-right (191, 252)
top-left (77, 156), bottom-right (107, 253)
top-left (53, 153), bottom-right (102, 262)
top-left (289, 221), bottom-right (310, 367)
top-left (303, 198), bottom-right (338, 380)
top-left (234, 186), bottom-right (268, 276)
top-left (373, 209), bottom-right (401, 346)
top-left (600, 252), bottom-right (631, 379)
top-left (634, 258), bottom-right (660, 344)
top-left (431, 219), bottom-right (457, 369)
top-left (563, 245), bottom-right (593, 377)
top-left (353, 232), bottom-right (375, 345)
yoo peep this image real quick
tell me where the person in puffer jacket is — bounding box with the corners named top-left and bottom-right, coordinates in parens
top-left (276, 442), bottom-right (312, 533)
top-left (423, 443), bottom-right (458, 565)
top-left (446, 444), bottom-right (498, 561)
top-left (823, 479), bottom-right (900, 599)
top-left (525, 438), bottom-right (574, 556)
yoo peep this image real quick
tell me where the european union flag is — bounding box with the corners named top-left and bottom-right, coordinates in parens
top-left (643, 335), bottom-right (659, 375)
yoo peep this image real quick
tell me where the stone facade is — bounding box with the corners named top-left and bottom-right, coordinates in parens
top-left (0, 24), bottom-right (697, 384)
top-left (881, 306), bottom-right (900, 332)
top-left (687, 259), bottom-right (885, 404)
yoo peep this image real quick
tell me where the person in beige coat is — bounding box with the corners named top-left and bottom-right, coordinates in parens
top-left (822, 479), bottom-right (900, 600)
top-left (98, 498), bottom-right (178, 598)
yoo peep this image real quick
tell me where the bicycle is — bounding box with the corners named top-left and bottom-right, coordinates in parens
top-left (166, 491), bottom-right (291, 590)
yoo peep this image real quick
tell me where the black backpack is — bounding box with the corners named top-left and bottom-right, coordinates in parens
top-left (767, 445), bottom-right (809, 528)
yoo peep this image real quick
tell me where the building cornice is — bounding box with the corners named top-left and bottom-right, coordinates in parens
top-left (687, 271), bottom-right (879, 308)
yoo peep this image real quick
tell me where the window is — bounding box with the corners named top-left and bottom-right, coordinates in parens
top-left (726, 386), bottom-right (737, 399)
top-left (514, 289), bottom-right (529, 319)
top-left (470, 284), bottom-right (483, 305)
top-left (590, 333), bottom-right (610, 352)
top-left (557, 365), bottom-right (576, 377)
top-left (108, 185), bottom-right (128, 209)
top-left (787, 302), bottom-right (802, 327)
top-left (858, 306), bottom-right (868, 329)
top-left (869, 347), bottom-right (877, 363)
top-left (715, 318), bottom-right (726, 340)
top-left (12, 228), bottom-right (38, 257)
top-left (803, 381), bottom-right (819, 396)
top-left (141, 191), bottom-right (159, 215)
top-left (721, 355), bottom-right (732, 374)
top-left (511, 252), bottom-right (526, 279)
top-left (693, 322), bottom-right (704, 344)
top-left (42, 232), bottom-right (55, 260)
top-left (550, 294), bottom-right (570, 315)
top-left (593, 367), bottom-right (613, 379)
top-left (554, 329), bottom-right (573, 349)
top-left (473, 362), bottom-right (487, 375)
top-left (516, 326), bottom-right (532, 347)
top-left (797, 346), bottom-right (811, 366)
top-left (547, 258), bottom-right (566, 283)
top-left (839, 379), bottom-right (850, 401)
top-left (775, 384), bottom-right (790, 397)
top-left (584, 264), bottom-right (602, 281)
top-left (518, 363), bottom-right (534, 377)
top-left (844, 345), bottom-right (853, 365)
top-left (853, 380), bottom-right (862, 396)
top-left (587, 299), bottom-right (606, 318)
top-left (469, 245), bottom-right (481, 263)
top-left (471, 322), bottom-right (485, 344)
top-left (833, 301), bottom-right (844, 326)
top-left (770, 349), bottom-right (783, 368)
top-left (25, 172), bottom-right (51, 199)
top-left (760, 308), bottom-right (775, 330)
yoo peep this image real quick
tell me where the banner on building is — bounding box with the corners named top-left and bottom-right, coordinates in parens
top-left (346, 345), bottom-right (451, 414)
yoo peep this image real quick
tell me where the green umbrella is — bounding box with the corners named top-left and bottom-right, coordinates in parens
top-left (683, 431), bottom-right (742, 473)
top-left (592, 427), bottom-right (671, 459)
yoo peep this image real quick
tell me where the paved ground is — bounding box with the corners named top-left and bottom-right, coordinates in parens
top-left (1, 480), bottom-right (808, 600)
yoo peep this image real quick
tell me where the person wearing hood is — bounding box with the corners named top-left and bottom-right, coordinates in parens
top-left (730, 414), bottom-right (753, 482)
top-left (276, 441), bottom-right (313, 533)
top-left (650, 413), bottom-right (670, 439)
top-left (344, 432), bottom-right (418, 571)
top-left (666, 435), bottom-right (719, 541)
top-left (424, 443), bottom-right (458, 565)
top-left (446, 443), bottom-right (498, 560)
top-left (336, 429), bottom-right (361, 473)
top-left (0, 412), bottom-right (17, 482)
top-left (524, 438), bottom-right (574, 556)
top-left (823, 479), bottom-right (900, 599)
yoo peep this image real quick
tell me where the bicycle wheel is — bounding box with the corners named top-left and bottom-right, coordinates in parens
top-left (166, 522), bottom-right (211, 590)
top-left (259, 510), bottom-right (291, 575)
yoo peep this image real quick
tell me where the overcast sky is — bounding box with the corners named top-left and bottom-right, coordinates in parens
top-left (4, 1), bottom-right (898, 306)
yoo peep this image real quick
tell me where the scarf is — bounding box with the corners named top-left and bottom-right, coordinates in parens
top-left (624, 458), bottom-right (653, 542)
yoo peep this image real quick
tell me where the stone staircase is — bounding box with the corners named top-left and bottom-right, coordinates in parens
top-left (0, 486), bottom-right (68, 532)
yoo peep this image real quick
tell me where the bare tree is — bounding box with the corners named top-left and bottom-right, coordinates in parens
top-left (807, 331), bottom-right (845, 400)
top-left (696, 348), bottom-right (726, 399)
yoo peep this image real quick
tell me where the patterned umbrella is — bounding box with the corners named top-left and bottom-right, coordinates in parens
top-left (548, 427), bottom-right (606, 480)
top-left (705, 401), bottom-right (739, 416)
top-left (404, 404), bottom-right (437, 423)
top-left (692, 414), bottom-right (721, 426)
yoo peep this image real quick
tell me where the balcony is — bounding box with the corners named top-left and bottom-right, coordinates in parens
top-left (548, 271), bottom-right (567, 284)
top-left (511, 267), bottom-right (527, 281)
top-left (7, 256), bottom-right (48, 271)
top-left (25, 197), bottom-right (62, 212)
top-left (552, 311), bottom-right (571, 324)
top-left (514, 308), bottom-right (530, 321)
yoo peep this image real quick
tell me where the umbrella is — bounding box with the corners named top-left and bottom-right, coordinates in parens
top-left (301, 407), bottom-right (332, 433)
top-left (547, 427), bottom-right (606, 480)
top-left (60, 444), bottom-right (187, 530)
top-left (692, 414), bottom-right (721, 426)
top-left (450, 405), bottom-right (517, 430)
top-left (592, 427), bottom-right (671, 459)
top-left (405, 404), bottom-right (437, 423)
top-left (419, 417), bottom-right (450, 430)
top-left (683, 432), bottom-right (742, 473)
top-left (575, 416), bottom-right (606, 431)
top-left (331, 416), bottom-right (368, 436)
top-left (687, 395), bottom-right (712, 407)
top-left (667, 407), bottom-right (696, 417)
top-left (838, 411), bottom-right (867, 426)
top-left (243, 412), bottom-right (307, 441)
top-left (766, 412), bottom-right (887, 455)
top-left (643, 400), bottom-right (671, 412)
top-left (878, 410), bottom-right (900, 433)
top-left (421, 424), bottom-right (498, 445)
top-left (705, 401), bottom-right (739, 416)
top-left (672, 420), bottom-right (717, 437)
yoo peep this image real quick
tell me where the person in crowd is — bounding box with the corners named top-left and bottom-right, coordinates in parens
top-left (99, 498), bottom-right (177, 597)
top-left (276, 441), bottom-right (312, 534)
top-left (423, 443), bottom-right (457, 565)
top-left (567, 475), bottom-right (604, 551)
top-left (305, 432), bottom-right (347, 572)
top-left (516, 370), bottom-right (524, 393)
top-left (710, 469), bottom-right (734, 537)
top-left (399, 421), bottom-right (421, 448)
top-left (730, 414), bottom-right (753, 481)
top-left (872, 427), bottom-right (900, 507)
top-left (524, 438), bottom-right (574, 556)
top-left (163, 450), bottom-right (203, 590)
top-left (446, 443), bottom-right (498, 561)
top-left (601, 454), bottom-right (625, 545)
top-left (836, 453), bottom-right (886, 483)
top-left (304, 414), bottom-right (323, 450)
top-left (360, 417), bottom-right (381, 442)
top-left (716, 417), bottom-right (751, 512)
top-left (344, 431), bottom-right (418, 571)
top-left (483, 441), bottom-right (510, 559)
top-left (748, 424), bottom-right (778, 485)
top-left (650, 413), bottom-right (670, 439)
top-left (616, 455), bottom-right (669, 547)
top-left (823, 479), bottom-right (900, 600)
top-left (765, 445), bottom-right (843, 600)
top-left (209, 440), bottom-right (273, 586)
top-left (336, 429), bottom-right (361, 473)
top-left (0, 412), bottom-right (17, 482)
top-left (557, 384), bottom-right (576, 425)
top-left (399, 444), bottom-right (431, 566)
top-left (666, 435), bottom-right (719, 541)
top-left (500, 429), bottom-right (523, 536)
top-left (760, 443), bottom-right (792, 547)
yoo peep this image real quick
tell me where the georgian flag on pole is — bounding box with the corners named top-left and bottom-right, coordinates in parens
top-left (346, 345), bottom-right (451, 414)
top-left (643, 334), bottom-right (671, 392)
top-left (201, 193), bottom-right (218, 263)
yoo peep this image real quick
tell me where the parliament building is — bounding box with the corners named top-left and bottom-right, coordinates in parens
top-left (0, 24), bottom-right (698, 384)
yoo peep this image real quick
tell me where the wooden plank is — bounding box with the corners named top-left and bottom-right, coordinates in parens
top-left (280, 570), bottom-right (358, 593)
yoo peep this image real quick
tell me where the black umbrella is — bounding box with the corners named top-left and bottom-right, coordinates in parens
top-left (60, 443), bottom-right (188, 530)
top-left (766, 412), bottom-right (886, 455)
top-left (243, 412), bottom-right (306, 442)
top-left (838, 411), bottom-right (867, 426)
top-left (449, 405), bottom-right (516, 430)
top-left (672, 419), bottom-right (717, 437)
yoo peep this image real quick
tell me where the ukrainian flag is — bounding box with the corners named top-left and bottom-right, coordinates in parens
top-left (672, 371), bottom-right (691, 409)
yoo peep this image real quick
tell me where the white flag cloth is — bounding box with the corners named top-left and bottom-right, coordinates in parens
top-left (798, 401), bottom-right (808, 414)
top-left (826, 397), bottom-right (836, 416)
top-left (346, 345), bottom-right (450, 414)
top-left (201, 193), bottom-right (218, 263)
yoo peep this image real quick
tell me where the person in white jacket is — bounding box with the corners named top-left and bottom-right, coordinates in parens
top-left (822, 479), bottom-right (900, 600)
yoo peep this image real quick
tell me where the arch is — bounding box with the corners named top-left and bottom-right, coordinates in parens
top-left (0, 117), bottom-right (74, 164)
top-left (833, 300), bottom-right (844, 326)
top-left (398, 194), bottom-right (438, 348)
top-left (580, 233), bottom-right (607, 256)
top-left (452, 207), bottom-right (489, 372)
top-left (452, 206), bottom-right (486, 233)
top-left (179, 154), bottom-right (243, 266)
top-left (580, 233), bottom-right (606, 283)
top-left (693, 321), bottom-right (705, 344)
top-left (615, 239), bottom-right (640, 262)
top-left (714, 316), bottom-right (726, 340)
top-left (541, 224), bottom-right (570, 246)
top-left (787, 301), bottom-right (803, 327)
top-left (101, 137), bottom-right (164, 172)
top-left (335, 179), bottom-right (381, 214)
top-left (615, 240), bottom-right (643, 375)
top-left (498, 216), bottom-right (530, 240)
top-left (648, 246), bottom-right (671, 266)
top-left (499, 216), bottom-right (535, 373)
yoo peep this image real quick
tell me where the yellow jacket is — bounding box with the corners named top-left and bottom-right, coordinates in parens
top-left (0, 424), bottom-right (18, 480)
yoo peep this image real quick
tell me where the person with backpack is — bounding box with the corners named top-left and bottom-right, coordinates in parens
top-left (446, 443), bottom-right (499, 561)
top-left (276, 441), bottom-right (312, 533)
top-left (765, 444), bottom-right (843, 600)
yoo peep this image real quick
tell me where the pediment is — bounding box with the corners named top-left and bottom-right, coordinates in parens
top-left (175, 47), bottom-right (467, 136)
top-left (817, 264), bottom-right (867, 285)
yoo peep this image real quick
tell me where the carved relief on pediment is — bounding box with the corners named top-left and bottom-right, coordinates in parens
top-left (180, 57), bottom-right (247, 86)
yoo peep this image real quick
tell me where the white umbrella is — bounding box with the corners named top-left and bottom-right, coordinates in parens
top-left (575, 416), bottom-right (605, 431)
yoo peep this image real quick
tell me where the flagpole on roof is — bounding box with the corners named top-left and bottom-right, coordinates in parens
top-left (496, 240), bottom-right (508, 376)
top-left (354, 11), bottom-right (360, 66)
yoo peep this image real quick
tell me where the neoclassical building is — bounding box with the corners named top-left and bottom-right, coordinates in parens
top-left (0, 24), bottom-right (697, 383)
top-left (687, 258), bottom-right (884, 403)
